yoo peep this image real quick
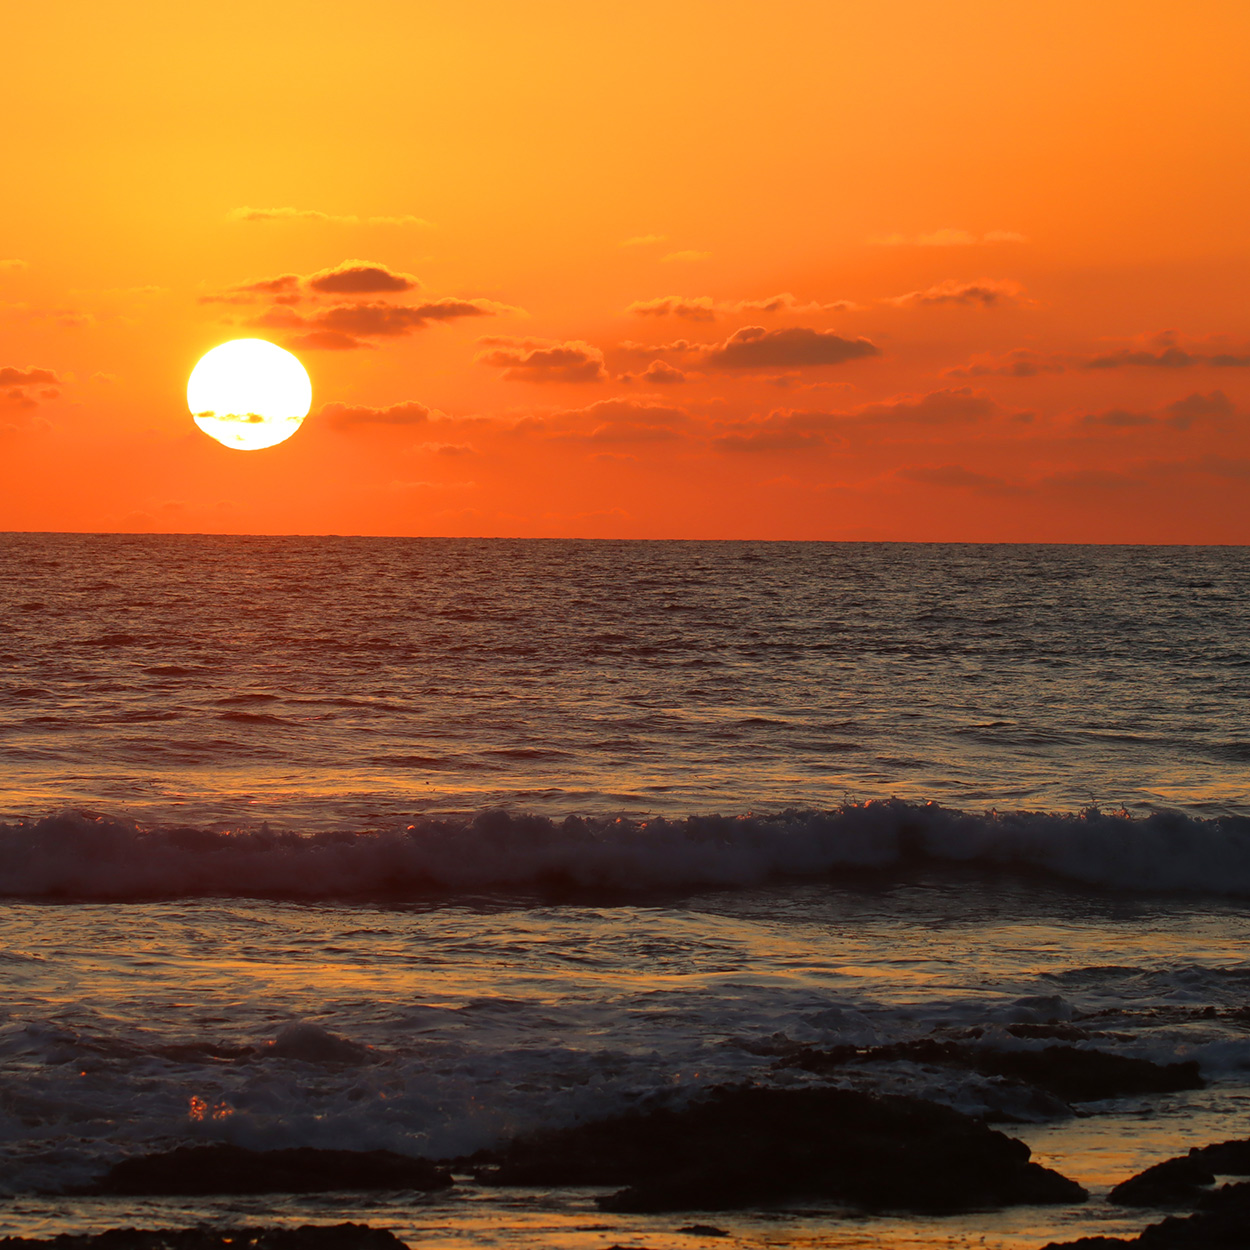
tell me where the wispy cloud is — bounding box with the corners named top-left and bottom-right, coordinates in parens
top-left (886, 278), bottom-right (1028, 308)
top-left (627, 293), bottom-right (854, 321)
top-left (228, 207), bottom-right (432, 227)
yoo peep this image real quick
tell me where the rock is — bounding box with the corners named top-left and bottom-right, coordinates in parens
top-left (1045, 1181), bottom-right (1250, 1248)
top-left (1109, 1157), bottom-right (1214, 1207)
top-left (93, 1145), bottom-right (452, 1196)
top-left (468, 1084), bottom-right (1086, 1213)
top-left (1108, 1137), bottom-right (1250, 1209)
top-left (0, 1224), bottom-right (406, 1250)
top-left (268, 1023), bottom-right (373, 1065)
top-left (779, 1040), bottom-right (1203, 1102)
top-left (676, 1227), bottom-right (729, 1237)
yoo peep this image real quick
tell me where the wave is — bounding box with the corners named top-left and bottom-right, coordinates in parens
top-left (4, 802), bottom-right (1250, 901)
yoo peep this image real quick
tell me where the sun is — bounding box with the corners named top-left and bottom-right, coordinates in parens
top-left (188, 339), bottom-right (312, 451)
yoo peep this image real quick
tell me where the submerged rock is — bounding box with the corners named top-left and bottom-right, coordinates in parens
top-left (93, 1145), bottom-right (451, 1196)
top-left (779, 1040), bottom-right (1203, 1103)
top-left (0, 1225), bottom-right (406, 1250)
top-left (467, 1084), bottom-right (1087, 1213)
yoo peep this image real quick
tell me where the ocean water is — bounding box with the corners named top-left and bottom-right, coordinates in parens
top-left (2, 535), bottom-right (1250, 1248)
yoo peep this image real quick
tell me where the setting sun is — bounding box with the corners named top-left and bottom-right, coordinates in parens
top-left (187, 339), bottom-right (312, 451)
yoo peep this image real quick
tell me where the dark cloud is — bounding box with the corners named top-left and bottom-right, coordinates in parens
top-left (289, 330), bottom-right (371, 351)
top-left (477, 338), bottom-right (607, 383)
top-left (0, 366), bottom-right (59, 387)
top-left (943, 349), bottom-right (1065, 379)
top-left (1081, 408), bottom-right (1154, 428)
top-left (620, 360), bottom-right (688, 384)
top-left (627, 293), bottom-right (854, 321)
top-left (702, 326), bottom-right (880, 369)
top-left (1165, 390), bottom-right (1235, 428)
top-left (319, 400), bottom-right (431, 429)
top-left (1086, 347), bottom-right (1250, 369)
top-left (307, 261), bottom-right (419, 294)
top-left (853, 388), bottom-right (996, 425)
top-left (258, 297), bottom-right (503, 348)
top-left (1080, 391), bottom-right (1235, 432)
top-left (887, 278), bottom-right (1027, 308)
top-left (715, 427), bottom-right (825, 453)
top-left (896, 465), bottom-right (1021, 495)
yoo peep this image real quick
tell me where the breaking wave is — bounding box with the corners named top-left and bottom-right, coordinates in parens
top-left (4, 801), bottom-right (1250, 900)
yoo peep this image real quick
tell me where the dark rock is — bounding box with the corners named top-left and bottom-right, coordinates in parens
top-left (0, 1224), bottom-right (407, 1250)
top-left (469, 1084), bottom-right (1086, 1213)
top-left (676, 1227), bottom-right (729, 1238)
top-left (779, 1040), bottom-right (1203, 1102)
top-left (1109, 1157), bottom-right (1215, 1207)
top-left (93, 1146), bottom-right (452, 1196)
top-left (1108, 1137), bottom-right (1250, 1209)
top-left (1045, 1181), bottom-right (1250, 1248)
top-left (1190, 1138), bottom-right (1250, 1175)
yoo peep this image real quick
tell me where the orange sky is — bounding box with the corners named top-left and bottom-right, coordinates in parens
top-left (3, 0), bottom-right (1250, 540)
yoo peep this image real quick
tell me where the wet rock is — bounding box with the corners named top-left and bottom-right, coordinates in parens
top-left (268, 1023), bottom-right (373, 1065)
top-left (93, 1145), bottom-right (452, 1196)
top-left (1109, 1137), bottom-right (1250, 1208)
top-left (1110, 1157), bottom-right (1215, 1207)
top-left (779, 1040), bottom-right (1203, 1102)
top-left (1046, 1180), bottom-right (1250, 1247)
top-left (468, 1084), bottom-right (1086, 1213)
top-left (676, 1227), bottom-right (729, 1237)
top-left (0, 1225), bottom-right (406, 1250)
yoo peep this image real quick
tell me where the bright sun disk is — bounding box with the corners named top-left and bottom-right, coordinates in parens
top-left (187, 338), bottom-right (312, 451)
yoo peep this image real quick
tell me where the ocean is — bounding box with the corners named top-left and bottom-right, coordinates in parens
top-left (2, 534), bottom-right (1249, 1248)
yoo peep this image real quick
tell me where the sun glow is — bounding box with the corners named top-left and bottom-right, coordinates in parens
top-left (187, 339), bottom-right (312, 451)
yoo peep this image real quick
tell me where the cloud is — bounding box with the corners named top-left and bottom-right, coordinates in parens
top-left (701, 325), bottom-right (880, 369)
top-left (896, 464), bottom-right (1021, 495)
top-left (306, 260), bottom-right (419, 294)
top-left (943, 349), bottom-right (1066, 378)
top-left (1165, 390), bottom-right (1235, 428)
top-left (477, 337), bottom-right (607, 382)
top-left (715, 426), bottom-right (826, 453)
top-left (627, 292), bottom-right (854, 320)
top-left (0, 259), bottom-right (27, 272)
top-left (662, 251), bottom-right (712, 263)
top-left (1086, 346), bottom-right (1250, 368)
top-left (289, 330), bottom-right (372, 351)
top-left (319, 400), bottom-right (431, 429)
top-left (625, 360), bottom-right (688, 384)
top-left (853, 388), bottom-right (998, 425)
top-left (205, 261), bottom-right (423, 304)
top-left (1079, 390), bottom-right (1235, 431)
top-left (228, 207), bottom-right (431, 227)
top-left (0, 366), bottom-right (59, 387)
top-left (556, 397), bottom-right (690, 443)
top-left (259, 297), bottom-right (506, 348)
top-left (887, 278), bottom-right (1028, 308)
top-left (870, 229), bottom-right (1028, 246)
top-left (620, 234), bottom-right (667, 247)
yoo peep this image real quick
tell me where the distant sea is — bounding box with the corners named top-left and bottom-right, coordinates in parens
top-left (2, 534), bottom-right (1249, 1248)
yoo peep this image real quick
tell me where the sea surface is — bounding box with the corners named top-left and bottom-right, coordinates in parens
top-left (2, 535), bottom-right (1250, 1248)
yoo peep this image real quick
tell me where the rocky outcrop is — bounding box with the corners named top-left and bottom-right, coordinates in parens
top-left (467, 1084), bottom-right (1087, 1213)
top-left (777, 1040), bottom-right (1203, 1103)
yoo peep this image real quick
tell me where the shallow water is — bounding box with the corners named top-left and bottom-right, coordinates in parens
top-left (2, 537), bottom-right (1249, 1246)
